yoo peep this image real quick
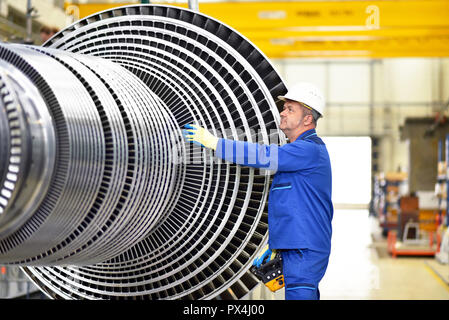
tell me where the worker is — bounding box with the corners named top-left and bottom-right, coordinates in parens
top-left (183, 82), bottom-right (333, 300)
top-left (40, 26), bottom-right (52, 43)
top-left (39, 26), bottom-right (59, 44)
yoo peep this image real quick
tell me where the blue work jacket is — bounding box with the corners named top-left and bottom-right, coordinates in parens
top-left (215, 128), bottom-right (333, 252)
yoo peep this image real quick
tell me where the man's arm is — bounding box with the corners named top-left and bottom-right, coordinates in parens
top-left (183, 124), bottom-right (317, 172)
top-left (216, 138), bottom-right (317, 172)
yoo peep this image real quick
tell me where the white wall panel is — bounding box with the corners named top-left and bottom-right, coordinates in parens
top-left (383, 59), bottom-right (433, 103)
top-left (281, 60), bottom-right (327, 93)
top-left (328, 63), bottom-right (370, 104)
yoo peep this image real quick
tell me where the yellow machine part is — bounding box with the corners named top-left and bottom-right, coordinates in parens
top-left (265, 275), bottom-right (285, 292)
top-left (64, 1), bottom-right (449, 60)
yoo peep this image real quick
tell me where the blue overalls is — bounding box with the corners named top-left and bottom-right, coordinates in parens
top-left (216, 128), bottom-right (333, 300)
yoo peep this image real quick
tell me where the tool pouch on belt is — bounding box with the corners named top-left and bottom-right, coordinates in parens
top-left (250, 251), bottom-right (284, 292)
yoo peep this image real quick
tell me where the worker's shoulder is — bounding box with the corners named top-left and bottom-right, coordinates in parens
top-left (291, 135), bottom-right (325, 147)
top-left (281, 137), bottom-right (321, 154)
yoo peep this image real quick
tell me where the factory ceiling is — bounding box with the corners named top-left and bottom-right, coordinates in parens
top-left (64, 0), bottom-right (449, 58)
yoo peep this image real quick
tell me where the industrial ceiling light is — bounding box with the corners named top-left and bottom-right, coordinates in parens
top-left (0, 4), bottom-right (286, 299)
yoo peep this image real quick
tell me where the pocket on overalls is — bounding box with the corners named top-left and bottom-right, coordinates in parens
top-left (271, 182), bottom-right (292, 191)
top-left (286, 283), bottom-right (316, 291)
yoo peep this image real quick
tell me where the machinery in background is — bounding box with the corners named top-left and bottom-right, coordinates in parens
top-left (436, 228), bottom-right (449, 264)
top-left (422, 135), bottom-right (449, 287)
top-left (387, 192), bottom-right (441, 258)
top-left (0, 265), bottom-right (40, 298)
top-left (373, 172), bottom-right (442, 258)
top-left (434, 136), bottom-right (449, 264)
top-left (373, 171), bottom-right (408, 237)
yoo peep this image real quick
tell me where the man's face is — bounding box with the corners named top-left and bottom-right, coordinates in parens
top-left (279, 99), bottom-right (305, 134)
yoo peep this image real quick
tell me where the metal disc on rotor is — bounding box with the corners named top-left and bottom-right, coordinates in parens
top-left (0, 4), bottom-right (287, 299)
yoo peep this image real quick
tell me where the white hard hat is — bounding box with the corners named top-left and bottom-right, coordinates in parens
top-left (278, 82), bottom-right (325, 117)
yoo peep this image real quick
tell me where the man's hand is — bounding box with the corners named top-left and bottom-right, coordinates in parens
top-left (183, 124), bottom-right (219, 150)
top-left (253, 244), bottom-right (277, 268)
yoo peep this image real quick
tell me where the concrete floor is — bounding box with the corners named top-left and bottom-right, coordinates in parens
top-left (249, 209), bottom-right (449, 300)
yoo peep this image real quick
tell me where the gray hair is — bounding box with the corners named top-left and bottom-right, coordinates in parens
top-left (300, 103), bottom-right (321, 125)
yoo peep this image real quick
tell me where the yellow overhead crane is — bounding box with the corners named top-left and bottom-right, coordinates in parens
top-left (64, 1), bottom-right (449, 58)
